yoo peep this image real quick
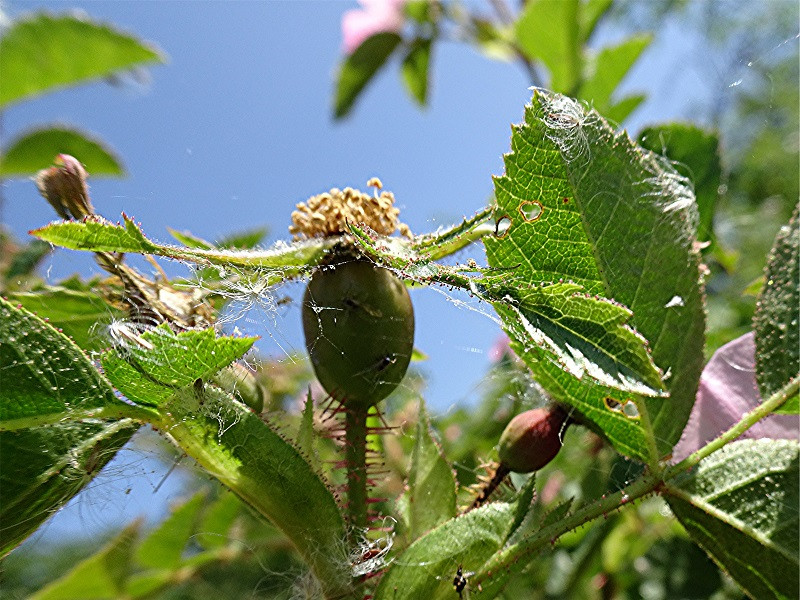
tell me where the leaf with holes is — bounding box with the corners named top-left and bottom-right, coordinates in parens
top-left (0, 13), bottom-right (163, 108)
top-left (665, 439), bottom-right (799, 600)
top-left (347, 221), bottom-right (663, 461)
top-left (754, 209), bottom-right (799, 414)
top-left (484, 91), bottom-right (705, 464)
top-left (407, 400), bottom-right (457, 540)
top-left (101, 324), bottom-right (256, 407)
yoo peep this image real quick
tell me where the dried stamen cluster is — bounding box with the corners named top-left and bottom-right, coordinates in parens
top-left (289, 179), bottom-right (409, 239)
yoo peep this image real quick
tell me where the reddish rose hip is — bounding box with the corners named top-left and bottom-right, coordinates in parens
top-left (497, 406), bottom-right (569, 473)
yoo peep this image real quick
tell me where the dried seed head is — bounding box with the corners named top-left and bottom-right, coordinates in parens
top-left (289, 181), bottom-right (407, 239)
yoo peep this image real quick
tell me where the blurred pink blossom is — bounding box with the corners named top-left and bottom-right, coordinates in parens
top-left (341, 0), bottom-right (405, 55)
top-left (672, 332), bottom-right (799, 462)
top-left (489, 333), bottom-right (512, 362)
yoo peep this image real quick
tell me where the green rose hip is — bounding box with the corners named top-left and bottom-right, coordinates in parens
top-left (302, 256), bottom-right (414, 410)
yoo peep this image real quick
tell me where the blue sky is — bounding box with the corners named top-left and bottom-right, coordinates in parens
top-left (3, 0), bottom-right (786, 545)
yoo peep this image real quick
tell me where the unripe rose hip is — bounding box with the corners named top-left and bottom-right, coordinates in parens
top-left (302, 256), bottom-right (414, 410)
top-left (497, 406), bottom-right (569, 473)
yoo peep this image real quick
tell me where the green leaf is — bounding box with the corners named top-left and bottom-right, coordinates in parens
top-left (483, 91), bottom-right (706, 463)
top-left (0, 127), bottom-right (124, 177)
top-left (407, 400), bottom-right (457, 540)
top-left (3, 238), bottom-right (52, 279)
top-left (0, 297), bottom-right (131, 428)
top-left (639, 123), bottom-right (721, 242)
top-left (401, 38), bottom-right (432, 107)
top-left (135, 492), bottom-right (206, 570)
top-left (754, 209), bottom-right (799, 414)
top-left (296, 387), bottom-right (319, 470)
top-left (31, 521), bottom-right (140, 600)
top-left (195, 492), bottom-right (242, 550)
top-left (666, 439), bottom-right (799, 600)
top-left (579, 34), bottom-right (652, 114)
top-left (217, 227), bottom-right (269, 249)
top-left (0, 420), bottom-right (138, 556)
top-left (579, 0), bottom-right (613, 42)
top-left (603, 93), bottom-right (646, 124)
top-left (515, 0), bottom-right (581, 93)
top-left (101, 324), bottom-right (256, 407)
top-left (334, 32), bottom-right (402, 119)
top-left (7, 286), bottom-right (123, 351)
top-left (167, 228), bottom-right (214, 249)
top-left (0, 12), bottom-right (163, 108)
top-left (158, 385), bottom-right (351, 598)
top-left (32, 214), bottom-right (333, 287)
top-left (375, 502), bottom-right (518, 599)
top-left (32, 215), bottom-right (159, 254)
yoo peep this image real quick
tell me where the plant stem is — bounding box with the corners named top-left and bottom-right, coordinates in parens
top-left (664, 377), bottom-right (799, 480)
top-left (0, 402), bottom-right (158, 431)
top-left (345, 405), bottom-right (370, 535)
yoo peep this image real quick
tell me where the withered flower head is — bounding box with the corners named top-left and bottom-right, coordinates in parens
top-left (289, 178), bottom-right (410, 239)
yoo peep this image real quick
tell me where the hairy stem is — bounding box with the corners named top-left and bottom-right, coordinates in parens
top-left (345, 405), bottom-right (370, 534)
top-left (0, 403), bottom-right (158, 432)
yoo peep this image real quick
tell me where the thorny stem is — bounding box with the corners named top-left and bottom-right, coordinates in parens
top-left (470, 377), bottom-right (799, 594)
top-left (664, 377), bottom-right (799, 480)
top-left (345, 405), bottom-right (370, 535)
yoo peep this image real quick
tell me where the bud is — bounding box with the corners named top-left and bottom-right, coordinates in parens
top-left (34, 154), bottom-right (94, 220)
top-left (302, 256), bottom-right (414, 410)
top-left (497, 406), bottom-right (569, 473)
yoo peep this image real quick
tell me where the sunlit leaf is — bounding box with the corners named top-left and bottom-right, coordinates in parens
top-left (515, 0), bottom-right (580, 92)
top-left (0, 12), bottom-right (163, 108)
top-left (0, 127), bottom-right (124, 177)
top-left (159, 385), bottom-right (351, 598)
top-left (754, 209), bottom-right (799, 414)
top-left (580, 35), bottom-right (651, 115)
top-left (666, 439), bottom-right (799, 600)
top-left (484, 91), bottom-right (706, 464)
top-left (101, 324), bottom-right (256, 407)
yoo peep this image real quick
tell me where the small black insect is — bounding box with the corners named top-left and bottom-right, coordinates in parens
top-left (453, 564), bottom-right (468, 598)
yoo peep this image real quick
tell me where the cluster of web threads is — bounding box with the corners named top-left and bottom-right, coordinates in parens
top-left (289, 179), bottom-right (410, 239)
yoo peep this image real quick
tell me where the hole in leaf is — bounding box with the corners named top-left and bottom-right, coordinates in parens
top-left (519, 201), bottom-right (543, 222)
top-left (603, 397), bottom-right (640, 419)
top-left (494, 215), bottom-right (512, 238)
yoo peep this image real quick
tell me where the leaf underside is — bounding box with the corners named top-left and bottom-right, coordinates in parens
top-left (666, 439), bottom-right (799, 600)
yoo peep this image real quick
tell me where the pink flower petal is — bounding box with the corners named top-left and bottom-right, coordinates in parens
top-left (672, 331), bottom-right (799, 462)
top-left (341, 0), bottom-right (405, 55)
